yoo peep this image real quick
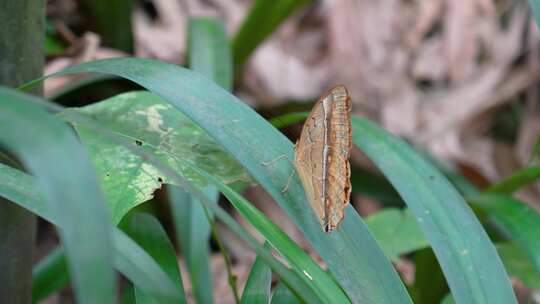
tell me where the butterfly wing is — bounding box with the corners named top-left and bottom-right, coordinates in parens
top-left (294, 85), bottom-right (351, 232)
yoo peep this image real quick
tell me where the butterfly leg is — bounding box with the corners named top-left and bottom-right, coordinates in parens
top-left (280, 169), bottom-right (295, 194)
top-left (260, 154), bottom-right (291, 169)
top-left (260, 155), bottom-right (296, 194)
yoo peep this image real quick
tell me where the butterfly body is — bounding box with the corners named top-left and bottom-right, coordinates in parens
top-left (294, 85), bottom-right (352, 232)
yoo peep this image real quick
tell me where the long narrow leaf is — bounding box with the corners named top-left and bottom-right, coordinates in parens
top-left (169, 186), bottom-right (216, 304)
top-left (0, 88), bottom-right (116, 304)
top-left (352, 117), bottom-right (517, 304)
top-left (485, 166), bottom-right (540, 194)
top-left (125, 213), bottom-right (187, 304)
top-left (31, 57), bottom-right (413, 304)
top-left (470, 194), bottom-right (540, 274)
top-left (240, 243), bottom-right (272, 304)
top-left (232, 0), bottom-right (312, 69)
top-left (169, 17), bottom-right (232, 304)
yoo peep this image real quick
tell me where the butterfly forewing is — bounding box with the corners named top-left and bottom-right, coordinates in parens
top-left (294, 86), bottom-right (352, 232)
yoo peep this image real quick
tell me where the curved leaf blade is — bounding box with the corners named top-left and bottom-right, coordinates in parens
top-left (240, 244), bottom-right (272, 304)
top-left (471, 194), bottom-right (540, 274)
top-left (125, 213), bottom-right (187, 304)
top-left (486, 166), bottom-right (540, 194)
top-left (352, 117), bottom-right (517, 304)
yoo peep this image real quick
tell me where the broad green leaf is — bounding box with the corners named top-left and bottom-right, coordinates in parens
top-left (232, 0), bottom-right (312, 69)
top-left (485, 166), bottom-right (540, 194)
top-left (0, 162), bottom-right (179, 303)
top-left (125, 213), bottom-right (186, 304)
top-left (62, 91), bottom-right (250, 224)
top-left (240, 244), bottom-right (272, 304)
top-left (0, 88), bottom-right (116, 304)
top-left (187, 17), bottom-right (233, 91)
top-left (270, 282), bottom-right (303, 304)
top-left (365, 208), bottom-right (429, 261)
top-left (35, 57), bottom-right (413, 304)
top-left (497, 242), bottom-right (540, 290)
top-left (470, 194), bottom-right (540, 274)
top-left (352, 117), bottom-right (517, 304)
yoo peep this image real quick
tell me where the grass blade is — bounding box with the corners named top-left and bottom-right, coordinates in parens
top-left (169, 17), bottom-right (232, 304)
top-left (352, 117), bottom-right (517, 304)
top-left (232, 0), bottom-right (312, 69)
top-left (169, 186), bottom-right (216, 304)
top-left (187, 17), bottom-right (233, 91)
top-left (0, 88), bottom-right (116, 304)
top-left (240, 244), bottom-right (272, 304)
top-left (485, 166), bottom-right (540, 194)
top-left (470, 194), bottom-right (540, 274)
top-left (35, 57), bottom-right (412, 304)
top-left (125, 213), bottom-right (187, 304)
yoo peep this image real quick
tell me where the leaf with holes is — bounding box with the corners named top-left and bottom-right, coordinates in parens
top-left (62, 91), bottom-right (251, 223)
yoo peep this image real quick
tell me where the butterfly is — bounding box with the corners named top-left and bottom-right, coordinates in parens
top-left (294, 85), bottom-right (352, 232)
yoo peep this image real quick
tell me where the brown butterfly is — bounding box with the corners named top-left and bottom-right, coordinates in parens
top-left (294, 85), bottom-right (352, 233)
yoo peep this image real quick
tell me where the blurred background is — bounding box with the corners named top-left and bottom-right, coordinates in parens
top-left (42, 0), bottom-right (540, 302)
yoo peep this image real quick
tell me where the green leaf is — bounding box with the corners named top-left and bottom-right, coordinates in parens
top-left (187, 17), bottom-right (233, 91)
top-left (0, 162), bottom-right (180, 303)
top-left (81, 0), bottom-right (134, 53)
top-left (232, 0), bottom-right (312, 69)
top-left (365, 208), bottom-right (429, 261)
top-left (270, 282), bottom-right (303, 304)
top-left (352, 117), bottom-right (517, 304)
top-left (32, 247), bottom-right (70, 301)
top-left (0, 88), bottom-right (116, 304)
top-left (497, 242), bottom-right (540, 290)
top-left (470, 194), bottom-right (540, 274)
top-left (45, 34), bottom-right (65, 56)
top-left (169, 186), bottom-right (216, 304)
top-left (35, 57), bottom-right (413, 303)
top-left (240, 244), bottom-right (272, 304)
top-left (62, 91), bottom-right (250, 224)
top-left (125, 213), bottom-right (187, 304)
top-left (485, 166), bottom-right (540, 194)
